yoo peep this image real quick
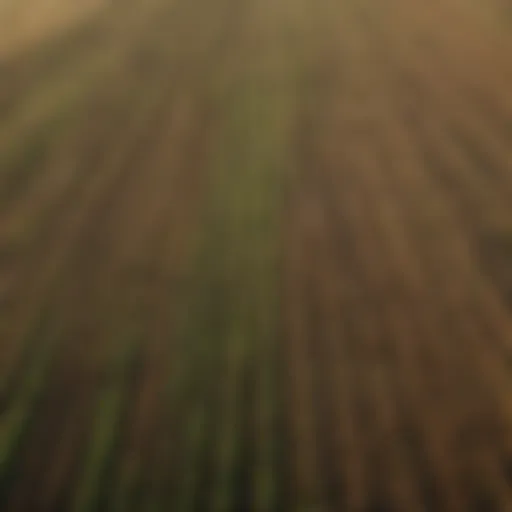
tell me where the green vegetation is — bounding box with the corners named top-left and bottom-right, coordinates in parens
top-left (0, 313), bottom-right (62, 496)
top-left (73, 329), bottom-right (140, 512)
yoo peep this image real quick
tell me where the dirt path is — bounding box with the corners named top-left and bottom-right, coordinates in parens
top-left (1, 0), bottom-right (512, 510)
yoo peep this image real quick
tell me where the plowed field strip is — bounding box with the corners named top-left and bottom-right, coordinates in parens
top-left (2, 0), bottom-right (512, 510)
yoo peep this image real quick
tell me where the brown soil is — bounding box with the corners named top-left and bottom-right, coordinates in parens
top-left (1, 0), bottom-right (512, 510)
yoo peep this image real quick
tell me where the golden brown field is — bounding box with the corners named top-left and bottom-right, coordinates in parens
top-left (1, 0), bottom-right (512, 510)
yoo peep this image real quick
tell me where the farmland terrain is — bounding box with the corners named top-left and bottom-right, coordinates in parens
top-left (1, 0), bottom-right (512, 510)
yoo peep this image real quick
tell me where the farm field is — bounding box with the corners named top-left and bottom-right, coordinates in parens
top-left (1, 0), bottom-right (512, 510)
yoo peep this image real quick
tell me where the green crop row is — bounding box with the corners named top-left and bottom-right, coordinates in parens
top-left (0, 309), bottom-right (64, 500)
top-left (72, 326), bottom-right (140, 512)
top-left (166, 44), bottom-right (297, 509)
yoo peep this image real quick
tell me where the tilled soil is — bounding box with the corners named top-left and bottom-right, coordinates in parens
top-left (1, 0), bottom-right (512, 510)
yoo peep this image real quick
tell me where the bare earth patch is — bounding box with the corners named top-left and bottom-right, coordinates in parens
top-left (0, 0), bottom-right (105, 60)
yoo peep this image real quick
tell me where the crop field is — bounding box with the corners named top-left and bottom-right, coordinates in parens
top-left (1, 0), bottom-right (512, 510)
